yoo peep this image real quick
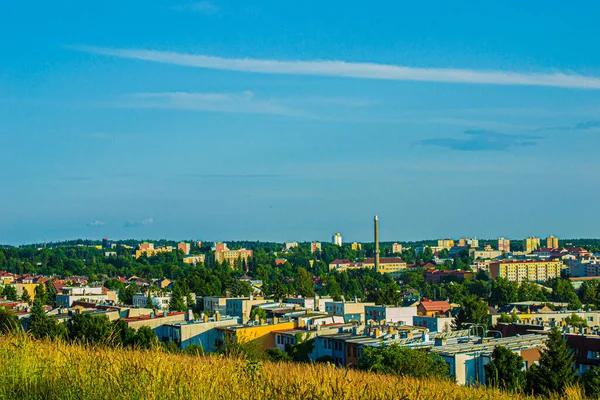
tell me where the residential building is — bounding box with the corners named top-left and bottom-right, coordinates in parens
top-left (325, 301), bottom-right (375, 323)
top-left (546, 236), bottom-right (559, 249)
top-left (122, 311), bottom-right (188, 332)
top-left (392, 243), bottom-right (403, 254)
top-left (458, 238), bottom-right (479, 248)
top-left (489, 260), bottom-right (565, 283)
top-left (498, 238), bottom-right (511, 253)
top-left (490, 307), bottom-right (600, 328)
top-left (364, 305), bottom-right (417, 325)
top-left (135, 246), bottom-right (173, 259)
top-left (102, 238), bottom-right (114, 249)
top-left (220, 319), bottom-right (296, 349)
top-left (431, 334), bottom-right (545, 385)
top-left (203, 296), bottom-right (228, 315)
top-left (351, 242), bottom-right (362, 251)
top-left (473, 250), bottom-right (503, 260)
top-left (182, 254), bottom-right (206, 265)
top-left (139, 243), bottom-right (154, 251)
top-left (333, 233), bottom-right (343, 247)
top-left (524, 237), bottom-right (541, 253)
top-left (132, 293), bottom-right (171, 310)
top-left (438, 239), bottom-right (455, 250)
top-left (177, 242), bottom-right (191, 255)
top-left (226, 297), bottom-right (272, 323)
top-left (55, 286), bottom-right (109, 307)
top-left (285, 296), bottom-right (328, 312)
top-left (328, 258), bottom-right (407, 275)
top-left (569, 257), bottom-right (600, 278)
top-left (214, 243), bottom-right (253, 266)
top-left (310, 242), bottom-right (322, 253)
top-left (285, 242), bottom-right (299, 251)
top-left (565, 333), bottom-right (600, 373)
top-left (417, 300), bottom-right (451, 317)
top-left (412, 316), bottom-right (454, 333)
top-left (161, 315), bottom-right (239, 350)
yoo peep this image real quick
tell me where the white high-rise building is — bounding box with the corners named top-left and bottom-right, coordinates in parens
top-left (333, 233), bottom-right (342, 246)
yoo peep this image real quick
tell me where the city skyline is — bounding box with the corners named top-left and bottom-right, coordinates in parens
top-left (2, 1), bottom-right (600, 244)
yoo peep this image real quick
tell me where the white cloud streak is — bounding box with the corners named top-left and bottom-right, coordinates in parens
top-left (121, 91), bottom-right (305, 117)
top-left (73, 45), bottom-right (600, 89)
top-left (172, 1), bottom-right (219, 14)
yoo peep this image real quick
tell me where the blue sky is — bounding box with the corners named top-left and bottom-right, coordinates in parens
top-left (1, 1), bottom-right (600, 245)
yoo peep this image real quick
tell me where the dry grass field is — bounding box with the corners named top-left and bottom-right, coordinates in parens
top-left (0, 335), bottom-right (587, 400)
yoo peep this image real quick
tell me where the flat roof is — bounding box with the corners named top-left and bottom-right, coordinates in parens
top-left (431, 334), bottom-right (546, 356)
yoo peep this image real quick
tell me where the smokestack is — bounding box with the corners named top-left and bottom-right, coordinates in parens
top-left (374, 215), bottom-right (380, 272)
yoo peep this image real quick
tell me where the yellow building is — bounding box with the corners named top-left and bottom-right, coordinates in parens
top-left (489, 260), bottom-right (565, 283)
top-left (437, 239), bottom-right (455, 250)
top-left (183, 255), bottom-right (206, 265)
top-left (329, 258), bottom-right (407, 275)
top-left (351, 242), bottom-right (362, 251)
top-left (220, 320), bottom-right (296, 349)
top-left (135, 246), bottom-right (173, 259)
top-left (524, 237), bottom-right (541, 253)
top-left (546, 236), bottom-right (559, 249)
top-left (214, 243), bottom-right (252, 266)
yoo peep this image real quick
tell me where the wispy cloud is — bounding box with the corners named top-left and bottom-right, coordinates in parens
top-left (86, 220), bottom-right (106, 228)
top-left (179, 173), bottom-right (291, 179)
top-left (419, 129), bottom-right (541, 151)
top-left (543, 120), bottom-right (600, 131)
top-left (124, 217), bottom-right (154, 228)
top-left (72, 46), bottom-right (600, 89)
top-left (172, 1), bottom-right (219, 14)
top-left (120, 91), bottom-right (306, 117)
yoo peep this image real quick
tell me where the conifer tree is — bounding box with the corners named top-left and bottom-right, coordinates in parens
top-left (525, 327), bottom-right (575, 396)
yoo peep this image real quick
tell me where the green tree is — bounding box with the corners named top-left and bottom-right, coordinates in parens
top-left (550, 279), bottom-right (582, 310)
top-left (182, 344), bottom-right (205, 356)
top-left (145, 292), bottom-right (154, 309)
top-left (565, 313), bottom-right (587, 328)
top-left (265, 348), bottom-right (292, 362)
top-left (249, 307), bottom-right (267, 321)
top-left (270, 280), bottom-right (286, 302)
top-left (3, 286), bottom-right (18, 301)
top-left (131, 326), bottom-right (158, 349)
top-left (21, 288), bottom-right (32, 304)
top-left (525, 327), bottom-right (575, 396)
top-left (377, 282), bottom-right (402, 306)
top-left (34, 283), bottom-right (48, 306)
top-left (0, 307), bottom-right (21, 334)
top-left (580, 367), bottom-right (600, 398)
top-left (489, 277), bottom-right (517, 307)
top-left (517, 281), bottom-right (547, 302)
top-left (169, 283), bottom-right (187, 312)
top-left (45, 280), bottom-right (57, 306)
top-left (27, 299), bottom-right (66, 340)
top-left (67, 313), bottom-right (115, 345)
top-left (453, 295), bottom-right (489, 329)
top-left (295, 267), bottom-right (315, 297)
top-left (484, 345), bottom-right (525, 392)
top-left (359, 344), bottom-right (449, 379)
top-left (286, 333), bottom-right (314, 362)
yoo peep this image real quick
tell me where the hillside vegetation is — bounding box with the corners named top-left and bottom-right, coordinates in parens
top-left (0, 335), bottom-right (585, 400)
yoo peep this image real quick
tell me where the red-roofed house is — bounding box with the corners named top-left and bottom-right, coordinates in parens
top-left (417, 299), bottom-right (451, 316)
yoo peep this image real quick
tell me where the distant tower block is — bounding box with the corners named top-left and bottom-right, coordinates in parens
top-left (374, 216), bottom-right (380, 272)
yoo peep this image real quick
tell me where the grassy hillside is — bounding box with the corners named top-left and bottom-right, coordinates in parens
top-left (0, 335), bottom-right (584, 400)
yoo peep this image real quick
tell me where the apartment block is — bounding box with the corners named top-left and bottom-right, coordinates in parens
top-left (214, 243), bottom-right (253, 266)
top-left (489, 260), bottom-right (565, 283)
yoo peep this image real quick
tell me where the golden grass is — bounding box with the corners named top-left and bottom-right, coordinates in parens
top-left (0, 335), bottom-right (586, 400)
